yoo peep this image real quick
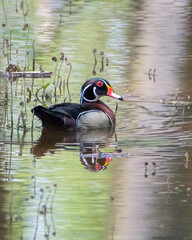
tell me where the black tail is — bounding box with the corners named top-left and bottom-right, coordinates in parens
top-left (31, 106), bottom-right (64, 127)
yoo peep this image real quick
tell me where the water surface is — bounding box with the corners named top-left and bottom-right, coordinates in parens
top-left (1, 0), bottom-right (192, 239)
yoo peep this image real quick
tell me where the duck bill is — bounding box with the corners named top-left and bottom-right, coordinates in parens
top-left (107, 85), bottom-right (123, 101)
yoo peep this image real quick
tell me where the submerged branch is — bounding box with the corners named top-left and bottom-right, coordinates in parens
top-left (0, 71), bottom-right (53, 79)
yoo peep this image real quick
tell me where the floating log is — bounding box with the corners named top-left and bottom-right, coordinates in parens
top-left (0, 71), bottom-right (53, 79)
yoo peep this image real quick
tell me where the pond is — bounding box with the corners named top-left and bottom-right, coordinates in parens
top-left (1, 0), bottom-right (192, 239)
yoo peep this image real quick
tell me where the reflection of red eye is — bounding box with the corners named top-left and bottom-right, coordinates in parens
top-left (97, 81), bottom-right (103, 87)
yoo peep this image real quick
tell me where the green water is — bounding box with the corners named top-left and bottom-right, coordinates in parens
top-left (1, 0), bottom-right (192, 239)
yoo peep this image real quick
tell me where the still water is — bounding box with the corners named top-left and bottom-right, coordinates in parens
top-left (1, 0), bottom-right (192, 239)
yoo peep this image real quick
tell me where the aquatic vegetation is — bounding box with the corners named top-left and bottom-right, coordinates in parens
top-left (92, 48), bottom-right (109, 75)
top-left (0, 24), bottom-right (73, 134)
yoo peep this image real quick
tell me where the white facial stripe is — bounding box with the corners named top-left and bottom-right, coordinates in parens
top-left (83, 84), bottom-right (92, 94)
top-left (102, 79), bottom-right (108, 86)
top-left (80, 84), bottom-right (92, 104)
top-left (93, 87), bottom-right (100, 100)
top-left (81, 84), bottom-right (99, 103)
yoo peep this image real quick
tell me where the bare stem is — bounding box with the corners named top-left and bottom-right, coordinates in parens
top-left (32, 40), bottom-right (35, 71)
top-left (24, 25), bottom-right (30, 70)
top-left (2, 0), bottom-right (7, 26)
top-left (66, 62), bottom-right (72, 101)
top-left (9, 31), bottom-right (12, 61)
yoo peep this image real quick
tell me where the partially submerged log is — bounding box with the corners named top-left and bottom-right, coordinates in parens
top-left (0, 71), bottom-right (53, 79)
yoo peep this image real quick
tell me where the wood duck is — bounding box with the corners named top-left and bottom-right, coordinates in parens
top-left (31, 78), bottom-right (123, 129)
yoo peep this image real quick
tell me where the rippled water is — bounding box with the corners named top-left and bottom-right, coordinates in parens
top-left (1, 0), bottom-right (192, 239)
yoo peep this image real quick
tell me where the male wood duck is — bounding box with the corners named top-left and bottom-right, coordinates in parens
top-left (31, 78), bottom-right (123, 129)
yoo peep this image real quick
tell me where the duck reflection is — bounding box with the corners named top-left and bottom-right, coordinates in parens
top-left (31, 127), bottom-right (121, 171)
top-left (80, 145), bottom-right (113, 171)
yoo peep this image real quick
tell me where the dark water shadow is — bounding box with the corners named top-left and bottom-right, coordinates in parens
top-left (31, 127), bottom-right (126, 171)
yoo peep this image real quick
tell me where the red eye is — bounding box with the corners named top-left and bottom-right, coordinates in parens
top-left (97, 81), bottom-right (103, 87)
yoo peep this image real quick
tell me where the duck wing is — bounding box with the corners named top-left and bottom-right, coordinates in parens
top-left (49, 103), bottom-right (87, 119)
top-left (32, 103), bottom-right (93, 129)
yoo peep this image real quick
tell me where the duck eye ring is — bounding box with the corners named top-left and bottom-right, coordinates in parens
top-left (96, 81), bottom-right (103, 87)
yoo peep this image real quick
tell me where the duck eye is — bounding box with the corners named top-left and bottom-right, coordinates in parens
top-left (96, 81), bottom-right (103, 87)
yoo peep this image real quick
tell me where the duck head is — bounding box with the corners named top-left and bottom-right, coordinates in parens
top-left (80, 78), bottom-right (123, 104)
